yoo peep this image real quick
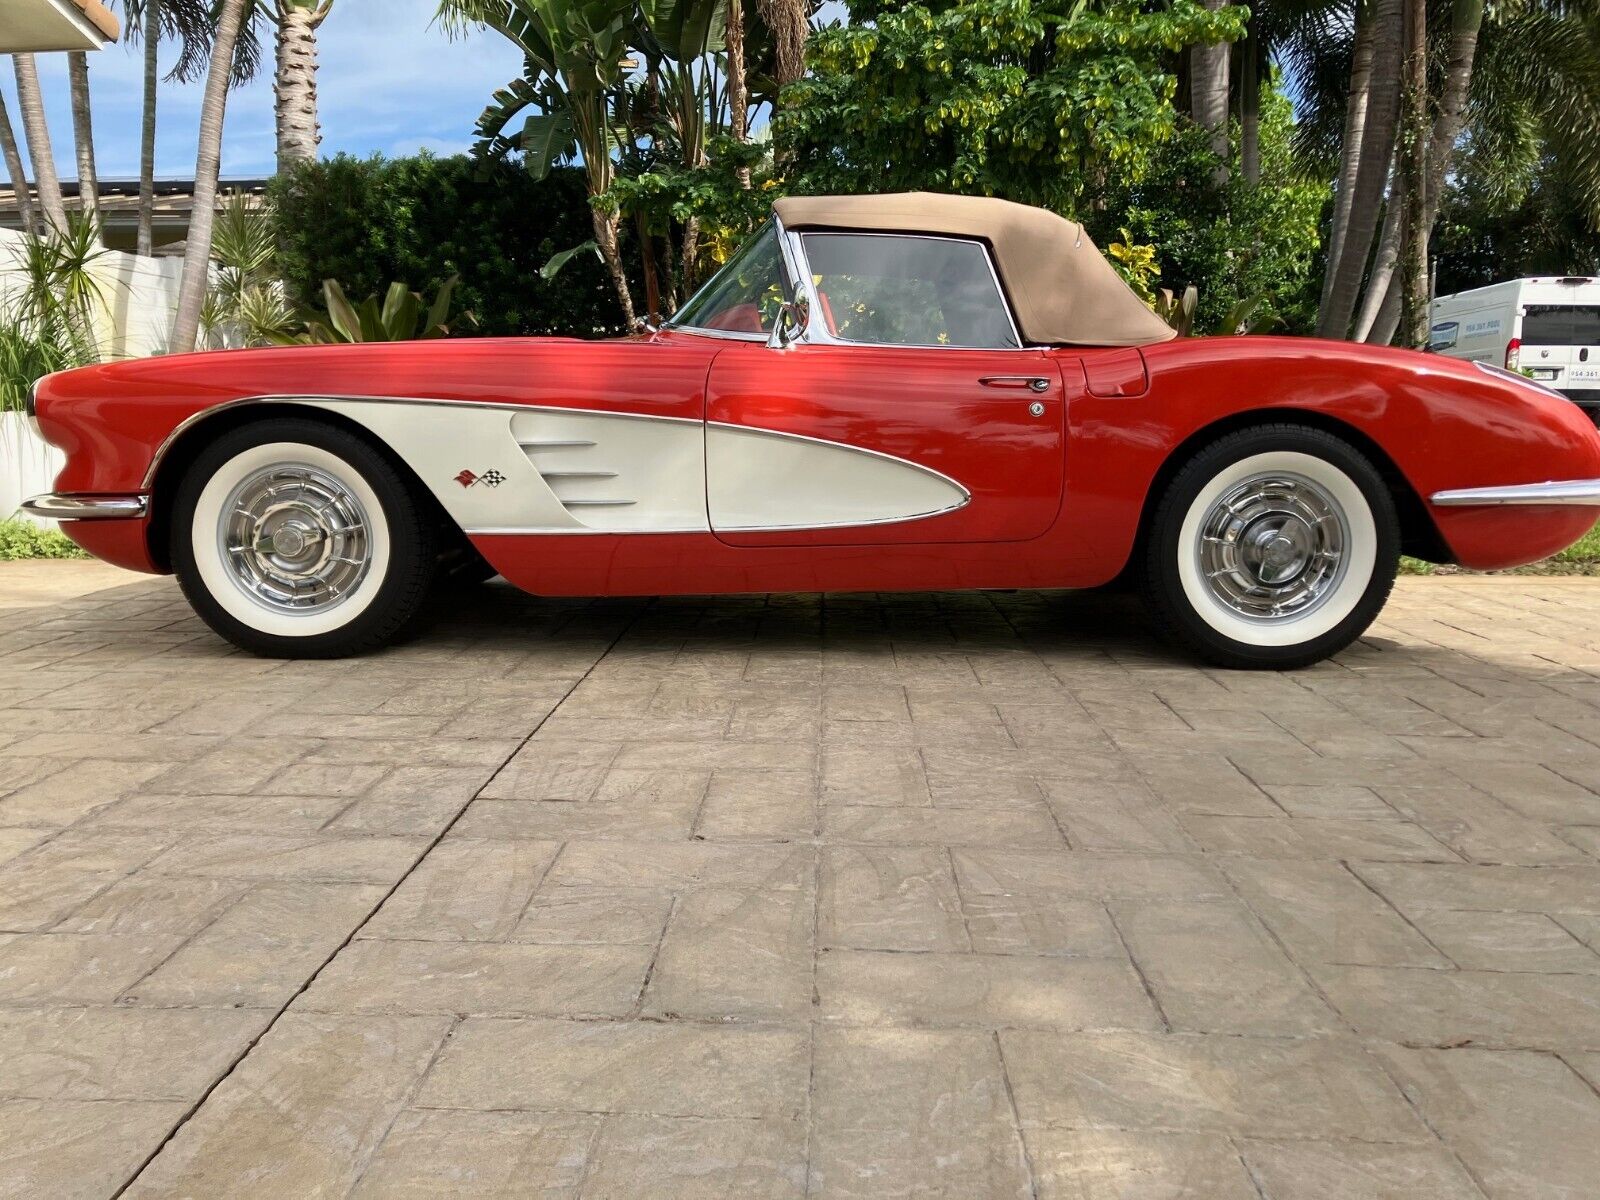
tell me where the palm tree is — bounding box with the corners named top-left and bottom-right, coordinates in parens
top-left (0, 90), bottom-right (36, 235)
top-left (1190, 0), bottom-right (1233, 182)
top-left (11, 55), bottom-right (67, 231)
top-left (66, 53), bottom-right (100, 230)
top-left (124, 0), bottom-right (215, 256)
top-left (1317, 0), bottom-right (1403, 338)
top-left (726, 0), bottom-right (750, 187)
top-left (269, 1), bottom-right (337, 172)
top-left (439, 0), bottom-right (641, 324)
top-left (170, 0), bottom-right (254, 354)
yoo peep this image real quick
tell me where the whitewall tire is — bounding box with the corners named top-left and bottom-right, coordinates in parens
top-left (171, 419), bottom-right (438, 657)
top-left (1141, 426), bottom-right (1399, 669)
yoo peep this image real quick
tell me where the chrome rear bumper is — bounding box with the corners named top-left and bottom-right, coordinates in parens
top-left (1431, 480), bottom-right (1600, 507)
top-left (22, 493), bottom-right (148, 520)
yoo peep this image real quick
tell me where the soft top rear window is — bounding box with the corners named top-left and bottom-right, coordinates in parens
top-left (1522, 304), bottom-right (1600, 346)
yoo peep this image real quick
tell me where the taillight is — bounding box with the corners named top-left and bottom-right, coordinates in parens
top-left (1505, 338), bottom-right (1521, 371)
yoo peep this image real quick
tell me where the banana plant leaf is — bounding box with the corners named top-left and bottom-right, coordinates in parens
top-left (540, 240), bottom-right (601, 280)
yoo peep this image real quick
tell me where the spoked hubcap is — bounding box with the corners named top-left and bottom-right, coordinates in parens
top-left (221, 464), bottom-right (371, 613)
top-left (1197, 471), bottom-right (1348, 622)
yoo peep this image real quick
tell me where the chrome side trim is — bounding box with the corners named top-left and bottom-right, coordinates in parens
top-left (786, 229), bottom-right (1031, 352)
top-left (465, 526), bottom-right (705, 536)
top-left (23, 493), bottom-right (148, 520)
top-left (705, 419), bottom-right (973, 507)
top-left (714, 494), bottom-right (973, 532)
top-left (140, 395), bottom-right (705, 490)
top-left (1430, 479), bottom-right (1600, 506)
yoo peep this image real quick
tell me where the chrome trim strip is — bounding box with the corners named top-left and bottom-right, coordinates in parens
top-left (715, 495), bottom-right (973, 532)
top-left (787, 229), bottom-right (1031, 352)
top-left (465, 526), bottom-right (705, 536)
top-left (23, 492), bottom-right (148, 520)
top-left (705, 419), bottom-right (973, 507)
top-left (140, 396), bottom-right (704, 490)
top-left (1431, 479), bottom-right (1600, 506)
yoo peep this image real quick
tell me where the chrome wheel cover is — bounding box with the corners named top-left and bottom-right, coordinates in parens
top-left (1196, 471), bottom-right (1349, 622)
top-left (219, 463), bottom-right (372, 614)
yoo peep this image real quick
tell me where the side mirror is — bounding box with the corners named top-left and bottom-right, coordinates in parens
top-left (767, 296), bottom-right (810, 350)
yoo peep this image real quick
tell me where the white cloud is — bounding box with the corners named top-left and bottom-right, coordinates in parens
top-left (0, 0), bottom-right (524, 181)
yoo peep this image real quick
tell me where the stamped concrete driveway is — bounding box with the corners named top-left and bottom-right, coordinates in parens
top-left (2, 563), bottom-right (1600, 1199)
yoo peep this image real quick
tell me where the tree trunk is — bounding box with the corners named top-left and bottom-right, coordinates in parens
top-left (67, 52), bottom-right (100, 230)
top-left (0, 89), bottom-right (35, 236)
top-left (753, 0), bottom-right (808, 88)
top-left (1397, 0), bottom-right (1429, 348)
top-left (1423, 0), bottom-right (1481, 230)
top-left (12, 54), bottom-right (67, 232)
top-left (636, 211), bottom-right (661, 325)
top-left (593, 207), bottom-right (636, 329)
top-left (170, 0), bottom-right (251, 355)
top-left (1189, 0), bottom-right (1231, 184)
top-left (1353, 176), bottom-right (1401, 341)
top-left (1317, 0), bottom-right (1403, 340)
top-left (1319, 2), bottom-right (1375, 319)
top-left (1356, 0), bottom-right (1480, 343)
top-left (275, 2), bottom-right (325, 173)
top-left (1240, 27), bottom-right (1259, 186)
top-left (726, 0), bottom-right (750, 188)
top-left (138, 0), bottom-right (161, 256)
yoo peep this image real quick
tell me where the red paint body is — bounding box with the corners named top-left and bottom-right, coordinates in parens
top-left (31, 330), bottom-right (1600, 590)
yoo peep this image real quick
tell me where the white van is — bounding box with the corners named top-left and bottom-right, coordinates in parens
top-left (1430, 276), bottom-right (1600, 418)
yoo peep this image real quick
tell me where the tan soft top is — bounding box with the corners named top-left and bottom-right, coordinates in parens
top-left (773, 192), bottom-right (1175, 348)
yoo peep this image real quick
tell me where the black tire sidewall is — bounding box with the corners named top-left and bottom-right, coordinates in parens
top-left (1143, 426), bottom-right (1400, 669)
top-left (170, 419), bottom-right (437, 658)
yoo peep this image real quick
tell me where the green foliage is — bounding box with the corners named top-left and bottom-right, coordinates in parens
top-left (268, 153), bottom-right (630, 337)
top-left (0, 520), bottom-right (88, 561)
top-left (0, 325), bottom-right (72, 414)
top-left (1105, 231), bottom-right (1161, 306)
top-left (282, 277), bottom-right (476, 344)
top-left (776, 0), bottom-right (1245, 214)
top-left (202, 193), bottom-right (297, 348)
top-left (0, 215), bottom-right (107, 413)
top-left (1090, 80), bottom-right (1327, 333)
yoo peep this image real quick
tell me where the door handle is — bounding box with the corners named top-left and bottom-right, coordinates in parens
top-left (979, 375), bottom-right (1051, 393)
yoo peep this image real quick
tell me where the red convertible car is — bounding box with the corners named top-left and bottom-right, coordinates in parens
top-left (25, 193), bottom-right (1600, 667)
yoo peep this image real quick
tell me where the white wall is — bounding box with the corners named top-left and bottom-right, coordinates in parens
top-left (0, 412), bottom-right (65, 525)
top-left (0, 230), bottom-right (189, 524)
top-left (0, 227), bottom-right (185, 360)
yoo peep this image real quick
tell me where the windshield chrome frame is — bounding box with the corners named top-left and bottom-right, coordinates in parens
top-left (664, 217), bottom-right (797, 343)
top-left (782, 228), bottom-right (1028, 352)
top-left (668, 216), bottom-right (1035, 352)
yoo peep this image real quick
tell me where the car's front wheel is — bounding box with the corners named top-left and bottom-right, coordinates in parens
top-left (171, 419), bottom-right (438, 657)
top-left (1141, 425), bottom-right (1400, 669)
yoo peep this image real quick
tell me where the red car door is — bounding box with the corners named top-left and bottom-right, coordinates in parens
top-left (705, 340), bottom-right (1065, 547)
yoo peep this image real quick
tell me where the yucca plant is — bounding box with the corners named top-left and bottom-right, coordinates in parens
top-left (274, 276), bottom-right (476, 344)
top-left (202, 193), bottom-right (298, 348)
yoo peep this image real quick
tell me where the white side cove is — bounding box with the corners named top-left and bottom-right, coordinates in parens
top-left (706, 422), bottom-right (968, 531)
top-left (292, 399), bottom-right (968, 535)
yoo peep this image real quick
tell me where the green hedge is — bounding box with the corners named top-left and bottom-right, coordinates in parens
top-left (268, 154), bottom-right (629, 338)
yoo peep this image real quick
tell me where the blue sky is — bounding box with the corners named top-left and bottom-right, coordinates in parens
top-left (1, 0), bottom-right (527, 181)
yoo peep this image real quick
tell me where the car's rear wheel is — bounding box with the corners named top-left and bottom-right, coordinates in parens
top-left (171, 419), bottom-right (438, 657)
top-left (1141, 425), bottom-right (1399, 669)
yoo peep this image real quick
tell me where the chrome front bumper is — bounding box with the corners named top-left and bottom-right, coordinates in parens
top-left (22, 493), bottom-right (148, 520)
top-left (1431, 479), bottom-right (1600, 507)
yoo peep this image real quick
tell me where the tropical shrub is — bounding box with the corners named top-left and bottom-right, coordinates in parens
top-left (0, 519), bottom-right (87, 561)
top-left (1090, 81), bottom-right (1326, 334)
top-left (279, 277), bottom-right (476, 344)
top-left (202, 193), bottom-right (297, 348)
top-left (777, 0), bottom-right (1245, 215)
top-left (269, 153), bottom-right (631, 337)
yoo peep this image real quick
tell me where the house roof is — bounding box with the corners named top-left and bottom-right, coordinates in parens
top-left (0, 0), bottom-right (119, 51)
top-left (774, 192), bottom-right (1176, 348)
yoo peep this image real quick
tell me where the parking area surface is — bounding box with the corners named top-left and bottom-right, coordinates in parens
top-left (3, 563), bottom-right (1600, 1198)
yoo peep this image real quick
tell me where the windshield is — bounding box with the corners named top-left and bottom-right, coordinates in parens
top-left (672, 223), bottom-right (790, 336)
